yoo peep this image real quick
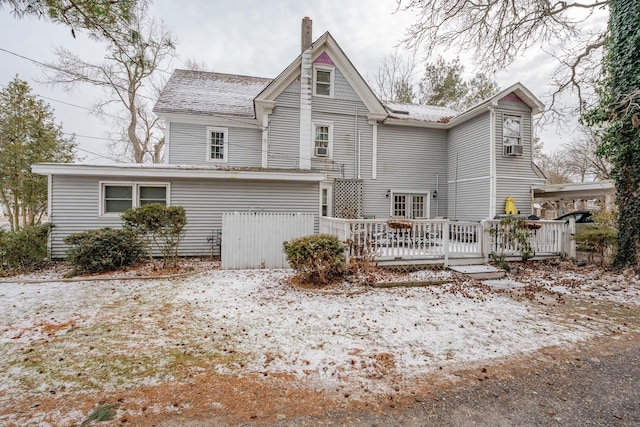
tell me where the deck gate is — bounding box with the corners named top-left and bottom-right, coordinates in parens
top-left (222, 212), bottom-right (314, 269)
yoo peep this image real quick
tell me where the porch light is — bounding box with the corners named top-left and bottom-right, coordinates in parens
top-left (432, 190), bottom-right (437, 199)
top-left (385, 189), bottom-right (390, 198)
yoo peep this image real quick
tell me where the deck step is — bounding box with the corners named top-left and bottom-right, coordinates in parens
top-left (448, 264), bottom-right (505, 280)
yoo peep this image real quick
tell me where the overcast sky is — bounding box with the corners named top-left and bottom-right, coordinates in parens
top-left (0, 0), bottom-right (606, 163)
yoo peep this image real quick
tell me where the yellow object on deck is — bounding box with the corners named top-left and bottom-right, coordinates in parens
top-left (505, 196), bottom-right (518, 215)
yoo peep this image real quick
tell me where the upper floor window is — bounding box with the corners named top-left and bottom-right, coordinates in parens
top-left (313, 65), bottom-right (334, 97)
top-left (101, 182), bottom-right (168, 216)
top-left (503, 115), bottom-right (523, 156)
top-left (313, 122), bottom-right (333, 158)
top-left (207, 127), bottom-right (228, 162)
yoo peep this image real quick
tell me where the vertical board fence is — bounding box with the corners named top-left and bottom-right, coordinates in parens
top-left (222, 212), bottom-right (314, 269)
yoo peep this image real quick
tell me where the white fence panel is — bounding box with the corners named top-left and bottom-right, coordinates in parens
top-left (222, 213), bottom-right (314, 269)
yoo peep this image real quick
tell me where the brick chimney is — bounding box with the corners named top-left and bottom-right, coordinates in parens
top-left (301, 17), bottom-right (312, 52)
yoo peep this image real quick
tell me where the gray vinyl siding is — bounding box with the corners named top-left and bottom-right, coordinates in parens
top-left (496, 177), bottom-right (538, 216)
top-left (309, 68), bottom-right (371, 179)
top-left (48, 174), bottom-right (319, 258)
top-left (366, 124), bottom-right (448, 219)
top-left (268, 81), bottom-right (301, 169)
top-left (266, 69), bottom-right (370, 171)
top-left (48, 175), bottom-right (168, 258)
top-left (494, 99), bottom-right (545, 216)
top-left (169, 122), bottom-right (262, 167)
top-left (333, 69), bottom-right (361, 102)
top-left (171, 179), bottom-right (319, 256)
top-left (447, 112), bottom-right (491, 221)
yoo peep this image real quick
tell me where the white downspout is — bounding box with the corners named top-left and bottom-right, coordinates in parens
top-left (489, 107), bottom-right (497, 218)
top-left (261, 115), bottom-right (269, 168)
top-left (164, 122), bottom-right (171, 164)
top-left (371, 123), bottom-right (377, 179)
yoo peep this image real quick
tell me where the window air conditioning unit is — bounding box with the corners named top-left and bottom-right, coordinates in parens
top-left (504, 144), bottom-right (523, 156)
top-left (315, 146), bottom-right (328, 157)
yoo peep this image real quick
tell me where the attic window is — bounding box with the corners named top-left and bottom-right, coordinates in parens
top-left (313, 65), bottom-right (334, 97)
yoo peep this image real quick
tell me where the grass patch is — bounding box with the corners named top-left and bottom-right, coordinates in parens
top-left (80, 403), bottom-right (119, 425)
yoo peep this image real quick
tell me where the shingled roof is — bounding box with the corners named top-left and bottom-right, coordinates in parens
top-left (153, 70), bottom-right (272, 118)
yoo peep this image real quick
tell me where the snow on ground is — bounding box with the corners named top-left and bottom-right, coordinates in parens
top-left (177, 269), bottom-right (593, 395)
top-left (1, 263), bottom-right (638, 425)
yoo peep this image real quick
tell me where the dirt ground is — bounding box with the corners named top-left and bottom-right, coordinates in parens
top-left (1, 258), bottom-right (639, 426)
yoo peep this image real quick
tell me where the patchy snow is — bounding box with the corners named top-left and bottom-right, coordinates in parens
top-left (154, 69), bottom-right (272, 118)
top-left (384, 102), bottom-right (458, 123)
top-left (1, 263), bottom-right (638, 425)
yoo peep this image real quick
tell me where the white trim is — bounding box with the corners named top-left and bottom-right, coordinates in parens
top-left (489, 107), bottom-right (496, 218)
top-left (99, 181), bottom-right (171, 217)
top-left (313, 64), bottom-right (334, 98)
top-left (206, 126), bottom-right (229, 163)
top-left (320, 182), bottom-right (333, 217)
top-left (164, 121), bottom-right (171, 164)
top-left (389, 191), bottom-right (431, 219)
top-left (47, 174), bottom-right (52, 255)
top-left (261, 114), bottom-right (269, 168)
top-left (372, 123), bottom-right (377, 179)
top-left (32, 163), bottom-right (326, 182)
top-left (447, 176), bottom-right (492, 184)
top-left (382, 117), bottom-right (449, 129)
top-left (501, 114), bottom-right (523, 157)
top-left (312, 121), bottom-right (334, 159)
top-left (159, 112), bottom-right (260, 129)
top-left (254, 32), bottom-right (388, 119)
top-left (497, 175), bottom-right (547, 182)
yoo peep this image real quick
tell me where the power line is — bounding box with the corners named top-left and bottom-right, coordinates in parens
top-left (0, 46), bottom-right (269, 130)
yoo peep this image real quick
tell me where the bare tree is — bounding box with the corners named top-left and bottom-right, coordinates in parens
top-left (537, 150), bottom-right (572, 184)
top-left (373, 49), bottom-right (416, 103)
top-left (396, 0), bottom-right (609, 121)
top-left (43, 2), bottom-right (176, 163)
top-left (562, 126), bottom-right (612, 181)
top-left (182, 57), bottom-right (212, 72)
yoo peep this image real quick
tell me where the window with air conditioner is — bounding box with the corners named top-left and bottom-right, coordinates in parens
top-left (313, 122), bottom-right (333, 158)
top-left (503, 115), bottom-right (523, 156)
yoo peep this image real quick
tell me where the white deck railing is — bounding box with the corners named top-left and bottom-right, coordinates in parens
top-left (320, 217), bottom-right (574, 265)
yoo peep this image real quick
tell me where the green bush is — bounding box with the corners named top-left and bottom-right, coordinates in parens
top-left (575, 224), bottom-right (618, 266)
top-left (0, 224), bottom-right (51, 275)
top-left (65, 228), bottom-right (145, 274)
top-left (487, 216), bottom-right (535, 271)
top-left (283, 234), bottom-right (345, 285)
top-left (122, 204), bottom-right (187, 268)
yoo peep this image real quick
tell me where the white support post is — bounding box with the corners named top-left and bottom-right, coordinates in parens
top-left (443, 219), bottom-right (450, 267)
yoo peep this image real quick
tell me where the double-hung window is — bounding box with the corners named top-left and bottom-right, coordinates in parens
top-left (503, 115), bottom-right (523, 156)
top-left (207, 127), bottom-right (228, 162)
top-left (313, 122), bottom-right (333, 158)
top-left (313, 65), bottom-right (334, 97)
top-left (101, 182), bottom-right (169, 215)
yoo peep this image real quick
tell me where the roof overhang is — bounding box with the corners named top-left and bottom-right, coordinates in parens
top-left (158, 112), bottom-right (260, 129)
top-left (383, 117), bottom-right (450, 129)
top-left (254, 32), bottom-right (388, 122)
top-left (533, 181), bottom-right (615, 201)
top-left (450, 82), bottom-right (545, 127)
top-left (32, 163), bottom-right (327, 182)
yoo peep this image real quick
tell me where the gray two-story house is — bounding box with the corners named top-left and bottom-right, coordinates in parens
top-left (34, 18), bottom-right (545, 258)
